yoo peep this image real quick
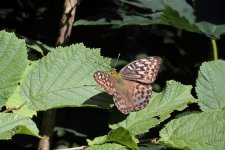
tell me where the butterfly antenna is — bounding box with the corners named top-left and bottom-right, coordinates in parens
top-left (113, 53), bottom-right (121, 69)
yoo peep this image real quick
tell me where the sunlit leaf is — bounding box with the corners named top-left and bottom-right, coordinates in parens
top-left (159, 110), bottom-right (225, 149)
top-left (196, 60), bottom-right (225, 111)
top-left (0, 113), bottom-right (39, 139)
top-left (110, 80), bottom-right (197, 135)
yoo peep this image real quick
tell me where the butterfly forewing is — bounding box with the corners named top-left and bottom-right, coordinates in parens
top-left (93, 71), bottom-right (115, 95)
top-left (120, 56), bottom-right (162, 84)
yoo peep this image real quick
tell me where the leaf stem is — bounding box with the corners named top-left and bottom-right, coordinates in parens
top-left (211, 39), bottom-right (218, 60)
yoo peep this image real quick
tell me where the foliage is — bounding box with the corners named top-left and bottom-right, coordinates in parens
top-left (87, 127), bottom-right (138, 150)
top-left (109, 80), bottom-right (197, 135)
top-left (0, 30), bottom-right (113, 138)
top-left (0, 27), bottom-right (224, 149)
top-left (74, 0), bottom-right (225, 39)
top-left (196, 60), bottom-right (225, 111)
top-left (0, 31), bottom-right (28, 108)
top-left (159, 110), bottom-right (225, 149)
top-left (0, 0), bottom-right (224, 149)
top-left (0, 113), bottom-right (39, 139)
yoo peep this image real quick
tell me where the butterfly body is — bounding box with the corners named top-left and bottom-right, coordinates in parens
top-left (94, 56), bottom-right (162, 114)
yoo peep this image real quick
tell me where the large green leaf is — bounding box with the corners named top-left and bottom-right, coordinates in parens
top-left (0, 113), bottom-right (39, 139)
top-left (158, 110), bottom-right (225, 149)
top-left (196, 60), bottom-right (225, 111)
top-left (87, 127), bottom-right (138, 150)
top-left (0, 30), bottom-right (28, 108)
top-left (110, 80), bottom-right (197, 135)
top-left (19, 43), bottom-right (112, 111)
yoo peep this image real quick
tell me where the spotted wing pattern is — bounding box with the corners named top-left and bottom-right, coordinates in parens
top-left (113, 80), bottom-right (152, 114)
top-left (93, 56), bottom-right (162, 114)
top-left (93, 71), bottom-right (115, 95)
top-left (120, 56), bottom-right (162, 84)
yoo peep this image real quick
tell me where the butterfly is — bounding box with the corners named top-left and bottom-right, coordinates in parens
top-left (93, 56), bottom-right (162, 114)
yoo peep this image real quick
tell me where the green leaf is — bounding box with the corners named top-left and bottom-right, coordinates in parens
top-left (110, 80), bottom-right (197, 135)
top-left (74, 12), bottom-right (160, 26)
top-left (20, 43), bottom-right (112, 111)
top-left (0, 30), bottom-right (28, 108)
top-left (87, 127), bottom-right (138, 150)
top-left (158, 110), bottom-right (225, 150)
top-left (196, 60), bottom-right (225, 111)
top-left (160, 2), bottom-right (225, 39)
top-left (0, 113), bottom-right (40, 139)
top-left (196, 22), bottom-right (225, 39)
top-left (85, 143), bottom-right (126, 150)
top-left (87, 135), bottom-right (108, 146)
top-left (123, 0), bottom-right (225, 39)
top-left (160, 5), bottom-right (200, 33)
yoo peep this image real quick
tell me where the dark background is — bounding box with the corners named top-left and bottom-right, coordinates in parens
top-left (0, 0), bottom-right (224, 149)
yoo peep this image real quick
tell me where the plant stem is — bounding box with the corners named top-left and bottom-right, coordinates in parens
top-left (38, 109), bottom-right (56, 150)
top-left (211, 39), bottom-right (218, 60)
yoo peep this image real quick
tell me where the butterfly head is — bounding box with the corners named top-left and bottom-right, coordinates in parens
top-left (110, 69), bottom-right (121, 80)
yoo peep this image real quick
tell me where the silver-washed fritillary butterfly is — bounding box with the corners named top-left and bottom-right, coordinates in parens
top-left (93, 56), bottom-right (162, 114)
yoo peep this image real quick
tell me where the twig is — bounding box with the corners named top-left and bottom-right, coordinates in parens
top-left (56, 0), bottom-right (80, 46)
top-left (54, 146), bottom-right (86, 150)
top-left (2, 102), bottom-right (26, 113)
top-left (2, 107), bottom-right (17, 113)
top-left (139, 137), bottom-right (158, 144)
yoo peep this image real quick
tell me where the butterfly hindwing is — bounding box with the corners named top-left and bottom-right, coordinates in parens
top-left (113, 80), bottom-right (152, 114)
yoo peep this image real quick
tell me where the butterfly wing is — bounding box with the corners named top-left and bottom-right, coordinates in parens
top-left (93, 71), bottom-right (115, 95)
top-left (113, 79), bottom-right (152, 114)
top-left (94, 56), bottom-right (161, 114)
top-left (120, 56), bottom-right (162, 84)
